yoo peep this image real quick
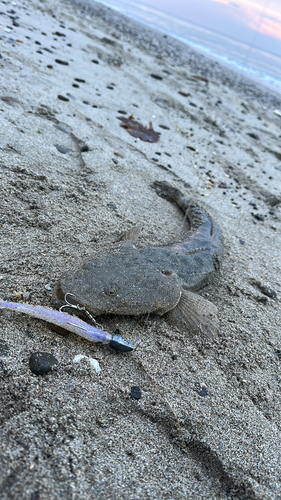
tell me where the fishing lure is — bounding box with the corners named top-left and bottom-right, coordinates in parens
top-left (0, 296), bottom-right (134, 352)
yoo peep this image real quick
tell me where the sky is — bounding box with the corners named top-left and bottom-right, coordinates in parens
top-left (136, 0), bottom-right (281, 57)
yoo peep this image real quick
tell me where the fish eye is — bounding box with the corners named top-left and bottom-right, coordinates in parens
top-left (161, 270), bottom-right (173, 276)
top-left (104, 285), bottom-right (118, 296)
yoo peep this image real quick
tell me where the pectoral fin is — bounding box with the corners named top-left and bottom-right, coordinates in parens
top-left (166, 290), bottom-right (219, 337)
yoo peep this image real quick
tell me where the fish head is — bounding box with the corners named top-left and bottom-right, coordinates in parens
top-left (55, 243), bottom-right (181, 316)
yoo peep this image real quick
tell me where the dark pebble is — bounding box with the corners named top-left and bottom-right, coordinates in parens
top-left (117, 110), bottom-right (127, 114)
top-left (247, 132), bottom-right (259, 140)
top-left (130, 386), bottom-right (141, 399)
top-left (189, 102), bottom-right (197, 107)
top-left (172, 354), bottom-right (178, 360)
top-left (152, 158), bottom-right (159, 162)
top-left (54, 144), bottom-right (73, 154)
top-left (35, 40), bottom-right (41, 45)
top-left (252, 213), bottom-right (264, 221)
top-left (150, 74), bottom-right (163, 80)
top-left (55, 59), bottom-right (69, 65)
top-left (194, 382), bottom-right (208, 397)
top-left (52, 31), bottom-right (66, 37)
top-left (29, 351), bottom-right (58, 375)
top-left (239, 239), bottom-right (245, 245)
top-left (92, 105), bottom-right (98, 108)
top-left (36, 50), bottom-right (43, 54)
top-left (57, 95), bottom-right (69, 102)
top-left (47, 65), bottom-right (53, 69)
top-left (198, 388), bottom-right (208, 397)
top-left (107, 202), bottom-right (116, 211)
top-left (187, 145), bottom-right (196, 151)
top-left (80, 145), bottom-right (89, 152)
top-left (83, 100), bottom-right (90, 105)
top-left (74, 78), bottom-right (85, 83)
top-left (92, 59), bottom-right (99, 64)
top-left (43, 47), bottom-right (53, 53)
top-left (72, 83), bottom-right (79, 88)
top-left (86, 117), bottom-right (92, 122)
top-left (107, 86), bottom-right (114, 90)
top-left (164, 152), bottom-right (171, 156)
top-left (13, 20), bottom-right (19, 27)
top-left (0, 338), bottom-right (10, 357)
top-left (159, 124), bottom-right (170, 130)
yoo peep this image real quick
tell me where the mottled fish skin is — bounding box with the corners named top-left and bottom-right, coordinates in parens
top-left (54, 182), bottom-right (223, 320)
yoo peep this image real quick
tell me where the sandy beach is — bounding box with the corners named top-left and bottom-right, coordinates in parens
top-left (1, 0), bottom-right (281, 498)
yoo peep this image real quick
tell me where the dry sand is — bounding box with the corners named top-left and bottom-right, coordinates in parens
top-left (1, 0), bottom-right (281, 498)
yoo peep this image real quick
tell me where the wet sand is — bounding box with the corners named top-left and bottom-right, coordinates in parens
top-left (1, 0), bottom-right (281, 498)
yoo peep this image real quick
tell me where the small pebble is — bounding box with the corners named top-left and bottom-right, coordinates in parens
top-left (194, 382), bottom-right (208, 397)
top-left (107, 202), bottom-right (116, 211)
top-left (55, 59), bottom-right (69, 65)
top-left (117, 110), bottom-right (127, 114)
top-left (57, 95), bottom-right (69, 102)
top-left (73, 355), bottom-right (101, 373)
top-left (150, 74), bottom-right (163, 80)
top-left (80, 144), bottom-right (89, 152)
top-left (247, 132), bottom-right (259, 140)
top-left (130, 386), bottom-right (141, 399)
top-left (74, 78), bottom-right (85, 83)
top-left (107, 86), bottom-right (114, 90)
top-left (158, 124), bottom-right (170, 130)
top-left (92, 59), bottom-right (99, 64)
top-left (29, 352), bottom-right (58, 375)
top-left (252, 213), bottom-right (264, 221)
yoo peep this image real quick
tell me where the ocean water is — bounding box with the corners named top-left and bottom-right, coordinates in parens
top-left (91, 0), bottom-right (281, 95)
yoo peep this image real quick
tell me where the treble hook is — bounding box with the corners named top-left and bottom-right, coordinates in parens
top-left (60, 293), bottom-right (103, 330)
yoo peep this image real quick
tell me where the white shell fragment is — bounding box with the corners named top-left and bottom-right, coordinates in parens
top-left (73, 354), bottom-right (101, 373)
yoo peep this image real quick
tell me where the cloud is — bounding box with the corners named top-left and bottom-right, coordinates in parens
top-left (229, 0), bottom-right (281, 42)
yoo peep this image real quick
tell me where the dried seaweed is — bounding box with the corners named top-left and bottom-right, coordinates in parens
top-left (117, 115), bottom-right (160, 143)
top-left (190, 75), bottom-right (209, 83)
